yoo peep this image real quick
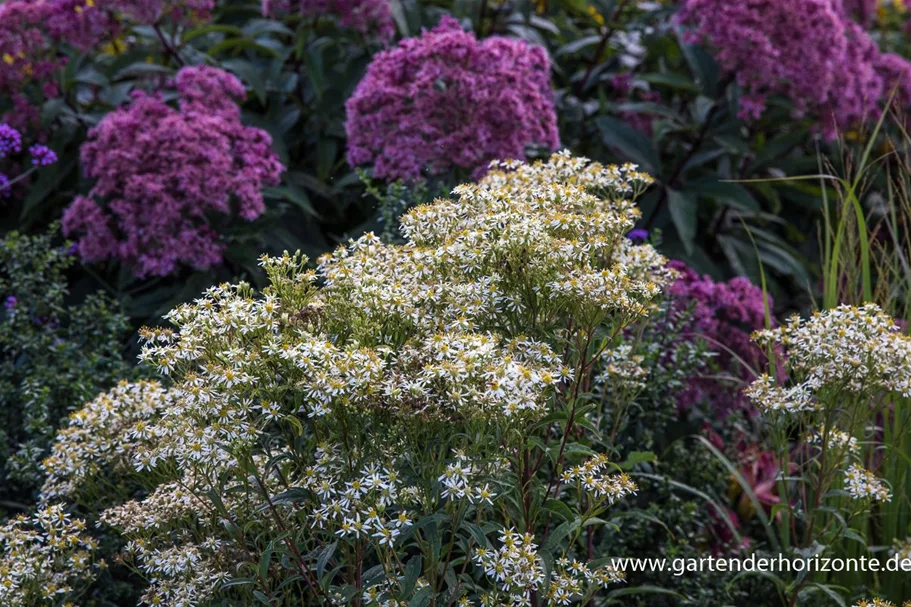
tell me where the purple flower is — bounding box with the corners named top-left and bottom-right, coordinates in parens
top-left (4, 295), bottom-right (16, 311)
top-left (667, 260), bottom-right (774, 415)
top-left (0, 124), bottom-right (23, 158)
top-left (0, 172), bottom-right (9, 199)
top-left (29, 144), bottom-right (57, 166)
top-left (677, 0), bottom-right (886, 135)
top-left (345, 16), bottom-right (560, 182)
top-left (62, 66), bottom-right (284, 278)
top-left (626, 229), bottom-right (649, 242)
top-left (263, 0), bottom-right (394, 41)
top-left (876, 52), bottom-right (911, 117)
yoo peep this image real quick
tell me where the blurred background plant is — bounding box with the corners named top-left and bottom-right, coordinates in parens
top-left (0, 227), bottom-right (132, 512)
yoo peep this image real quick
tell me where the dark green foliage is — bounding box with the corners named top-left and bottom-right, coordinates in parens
top-left (0, 227), bottom-right (131, 509)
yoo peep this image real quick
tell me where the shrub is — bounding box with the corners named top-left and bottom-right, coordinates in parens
top-left (0, 228), bottom-right (130, 507)
top-left (747, 304), bottom-right (911, 603)
top-left (37, 152), bottom-right (675, 606)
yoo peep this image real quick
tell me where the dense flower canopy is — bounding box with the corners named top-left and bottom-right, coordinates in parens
top-left (62, 66), bottom-right (284, 278)
top-left (345, 16), bottom-right (560, 181)
top-left (41, 153), bottom-right (667, 606)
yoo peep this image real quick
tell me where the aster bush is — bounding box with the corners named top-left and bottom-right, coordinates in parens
top-left (31, 152), bottom-right (684, 606)
top-left (746, 304), bottom-right (911, 604)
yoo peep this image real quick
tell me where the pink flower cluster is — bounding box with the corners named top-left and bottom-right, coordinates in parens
top-left (62, 66), bottom-right (284, 278)
top-left (667, 261), bottom-right (773, 415)
top-left (677, 0), bottom-right (911, 136)
top-left (1, 0), bottom-right (215, 126)
top-left (345, 16), bottom-right (560, 182)
top-left (262, 0), bottom-right (394, 42)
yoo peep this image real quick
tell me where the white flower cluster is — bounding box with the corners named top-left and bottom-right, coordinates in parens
top-left (471, 529), bottom-right (625, 607)
top-left (806, 427), bottom-right (859, 456)
top-left (892, 537), bottom-right (911, 565)
top-left (0, 504), bottom-right (98, 607)
top-left (474, 529), bottom-right (546, 602)
top-left (751, 304), bottom-right (911, 405)
top-left (561, 454), bottom-right (638, 504)
top-left (299, 445), bottom-right (419, 546)
top-left (844, 464), bottom-right (892, 503)
top-left (437, 450), bottom-right (505, 503)
top-left (124, 538), bottom-right (231, 607)
top-left (548, 557), bottom-right (625, 605)
top-left (595, 344), bottom-right (648, 393)
top-left (41, 380), bottom-right (176, 500)
top-left (39, 153), bottom-right (661, 606)
top-left (325, 151), bottom-right (670, 339)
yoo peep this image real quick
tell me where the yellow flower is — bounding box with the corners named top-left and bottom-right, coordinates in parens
top-left (588, 4), bottom-right (605, 26)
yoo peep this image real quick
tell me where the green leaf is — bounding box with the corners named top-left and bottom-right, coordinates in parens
top-left (639, 72), bottom-right (700, 93)
top-left (679, 40), bottom-right (720, 96)
top-left (408, 587), bottom-right (432, 607)
top-left (595, 116), bottom-right (661, 175)
top-left (316, 541), bottom-right (337, 578)
top-left (543, 499), bottom-right (575, 522)
top-left (617, 451), bottom-right (656, 470)
top-left (606, 585), bottom-right (687, 602)
top-left (222, 58), bottom-right (267, 105)
top-left (208, 37), bottom-right (281, 58)
top-left (556, 35), bottom-right (602, 57)
top-left (20, 153), bottom-right (78, 225)
top-left (667, 188), bottom-right (698, 255)
top-left (267, 487), bottom-right (308, 506)
top-left (544, 517), bottom-right (580, 552)
top-left (462, 522), bottom-right (490, 549)
top-left (686, 178), bottom-right (760, 212)
top-left (183, 24), bottom-right (245, 42)
top-left (400, 555), bottom-right (422, 598)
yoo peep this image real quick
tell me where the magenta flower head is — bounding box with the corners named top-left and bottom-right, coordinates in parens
top-left (62, 66), bottom-right (284, 278)
top-left (677, 0), bottom-right (885, 135)
top-left (345, 16), bottom-right (560, 182)
top-left (667, 260), bottom-right (774, 415)
top-left (262, 0), bottom-right (394, 42)
top-left (0, 1), bottom-right (64, 128)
